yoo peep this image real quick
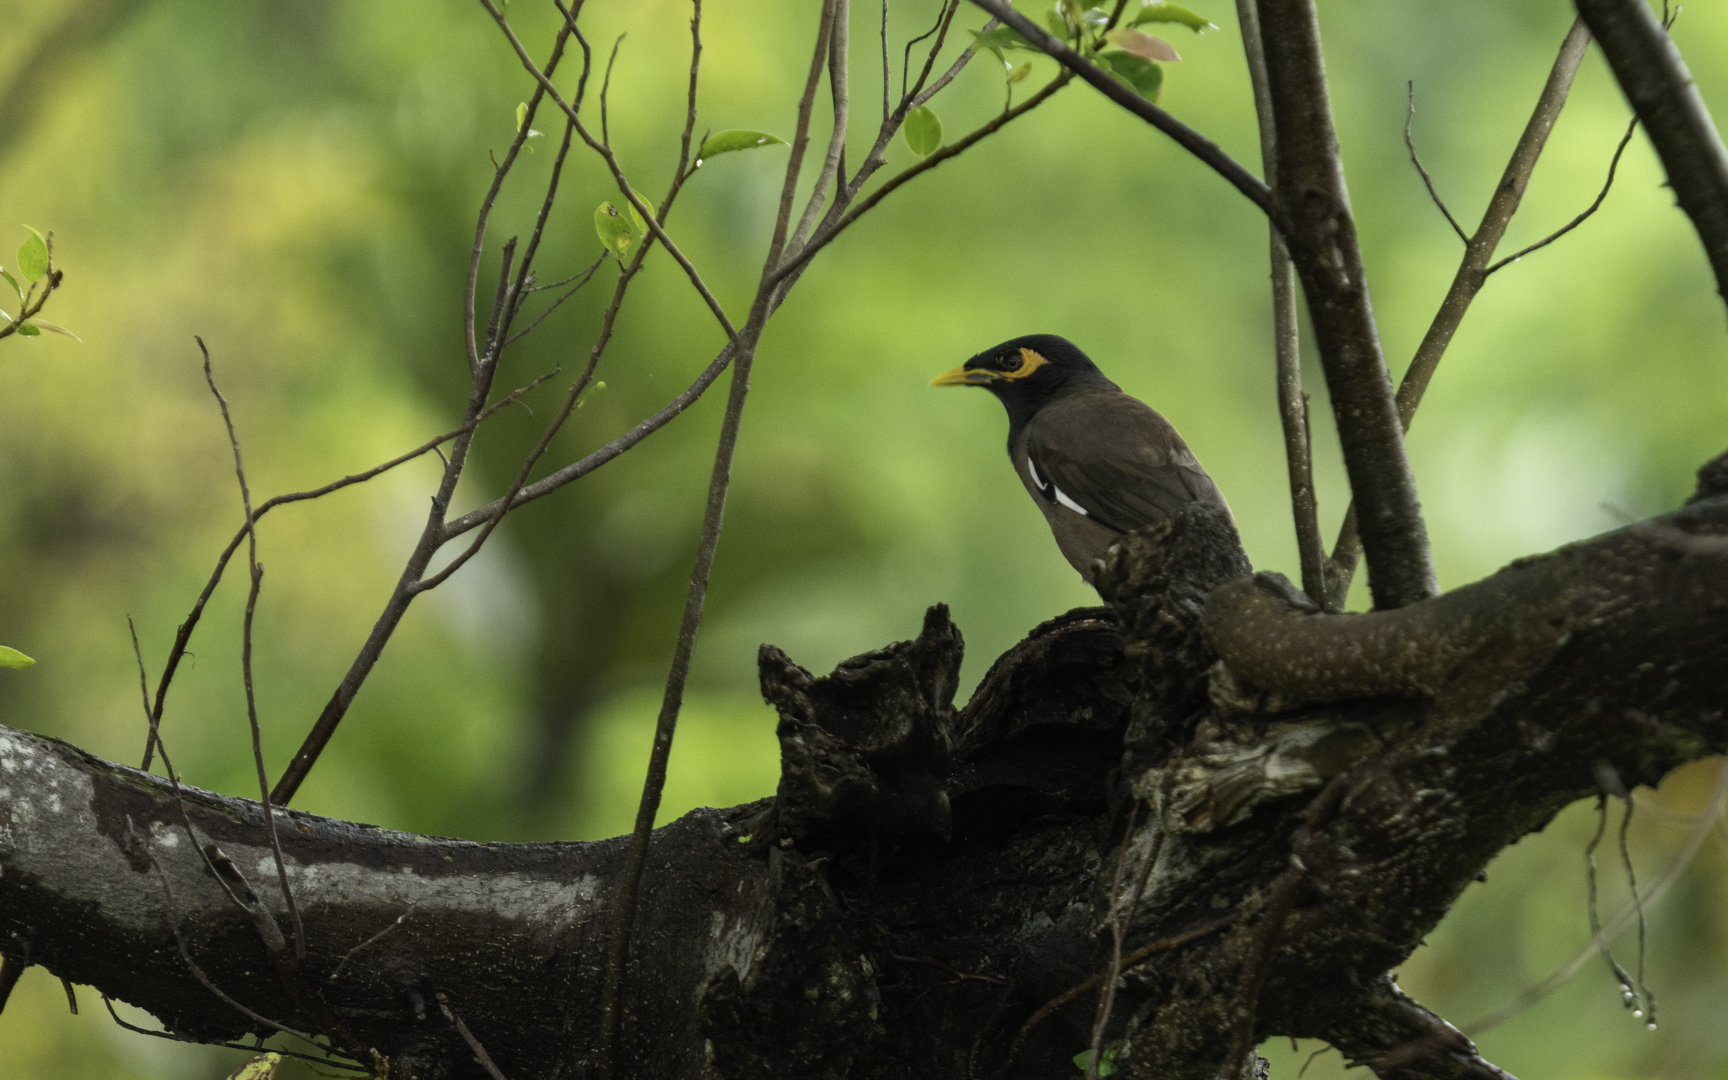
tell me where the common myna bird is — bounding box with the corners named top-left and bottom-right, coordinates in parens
top-left (932, 334), bottom-right (1232, 585)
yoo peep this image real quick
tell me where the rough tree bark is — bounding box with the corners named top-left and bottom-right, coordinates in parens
top-left (2, 450), bottom-right (1724, 1079)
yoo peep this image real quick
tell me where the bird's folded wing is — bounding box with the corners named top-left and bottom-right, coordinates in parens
top-left (1025, 397), bottom-right (1219, 535)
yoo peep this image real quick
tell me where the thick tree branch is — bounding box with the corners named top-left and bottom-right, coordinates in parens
top-left (1255, 0), bottom-right (1436, 610)
top-left (1576, 0), bottom-right (1728, 311)
top-left (5, 485), bottom-right (1727, 1077)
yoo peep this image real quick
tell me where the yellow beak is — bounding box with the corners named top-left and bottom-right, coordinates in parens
top-left (930, 365), bottom-right (995, 387)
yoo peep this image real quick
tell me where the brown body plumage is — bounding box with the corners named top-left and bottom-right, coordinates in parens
top-left (933, 334), bottom-right (1231, 584)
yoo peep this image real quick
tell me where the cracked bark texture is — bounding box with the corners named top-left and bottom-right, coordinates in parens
top-left (2, 463), bottom-right (1726, 1078)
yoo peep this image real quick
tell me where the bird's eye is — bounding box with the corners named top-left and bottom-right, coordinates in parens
top-left (998, 353), bottom-right (1023, 373)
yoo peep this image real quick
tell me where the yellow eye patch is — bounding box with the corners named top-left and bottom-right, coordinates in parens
top-left (930, 346), bottom-right (1049, 387)
top-left (997, 347), bottom-right (1048, 381)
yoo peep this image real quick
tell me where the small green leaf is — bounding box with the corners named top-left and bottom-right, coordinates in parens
top-left (904, 105), bottom-right (943, 157)
top-left (18, 226), bottom-right (49, 282)
top-left (576, 380), bottom-right (606, 409)
top-left (1100, 51), bottom-right (1163, 99)
top-left (516, 101), bottom-right (529, 131)
top-left (1072, 1044), bottom-right (1120, 1076)
top-left (1132, 1), bottom-right (1216, 32)
top-left (1009, 60), bottom-right (1033, 84)
top-left (970, 25), bottom-right (1036, 54)
top-left (226, 1052), bottom-right (283, 1080)
top-left (1044, 7), bottom-right (1070, 40)
top-left (1106, 27), bottom-right (1180, 61)
top-left (16, 322), bottom-right (40, 337)
top-left (695, 129), bottom-right (788, 165)
top-left (0, 646), bottom-right (35, 668)
top-left (0, 267), bottom-right (18, 299)
top-left (594, 194), bottom-right (648, 257)
top-left (30, 319), bottom-right (80, 341)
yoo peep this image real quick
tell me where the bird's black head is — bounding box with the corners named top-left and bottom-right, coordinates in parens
top-left (931, 334), bottom-right (1119, 430)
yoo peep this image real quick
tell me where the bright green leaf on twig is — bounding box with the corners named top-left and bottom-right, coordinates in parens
top-left (1132, 1), bottom-right (1216, 32)
top-left (0, 646), bottom-right (35, 668)
top-left (16, 322), bottom-right (40, 337)
top-left (594, 197), bottom-right (647, 257)
top-left (695, 129), bottom-right (788, 166)
top-left (904, 106), bottom-right (943, 157)
top-left (516, 101), bottom-right (529, 131)
top-left (17, 226), bottom-right (48, 282)
top-left (1100, 51), bottom-right (1163, 100)
top-left (225, 1053), bottom-right (282, 1080)
top-left (0, 267), bottom-right (18, 299)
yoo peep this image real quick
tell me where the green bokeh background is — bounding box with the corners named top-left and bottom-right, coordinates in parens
top-left (2, 0), bottom-right (1726, 1076)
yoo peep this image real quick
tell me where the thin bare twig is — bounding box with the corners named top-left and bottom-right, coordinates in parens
top-left (426, 0), bottom-right (711, 591)
top-left (466, 23), bottom-right (574, 373)
top-left (1465, 754), bottom-right (1728, 1035)
top-left (328, 905), bottom-right (414, 984)
top-left (788, 0), bottom-right (851, 259)
top-left (138, 370), bottom-right (552, 771)
top-left (1323, 19), bottom-right (1593, 610)
top-left (99, 997), bottom-right (369, 1072)
top-left (1405, 83), bottom-right (1470, 243)
top-left (437, 992), bottom-right (510, 1080)
top-left (200, 338), bottom-right (306, 960)
top-left (1085, 804), bottom-right (1140, 1080)
top-left (136, 829), bottom-right (329, 1054)
top-left (773, 71), bottom-right (1074, 286)
top-left (490, 0), bottom-right (739, 343)
top-left (1486, 114), bottom-right (1639, 274)
top-left (1238, 0), bottom-right (1323, 604)
top-left (901, 1), bottom-right (952, 102)
top-left (985, 916), bottom-right (1236, 1080)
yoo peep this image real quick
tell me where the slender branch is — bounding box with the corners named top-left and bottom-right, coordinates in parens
top-left (490, 0), bottom-right (739, 342)
top-left (99, 998), bottom-right (368, 1074)
top-left (199, 339), bottom-right (306, 960)
top-left (1256, 0), bottom-right (1436, 611)
top-left (1085, 804), bottom-right (1139, 1080)
top-left (1576, 0), bottom-right (1728, 312)
top-left (1404, 83), bottom-right (1470, 244)
top-left (438, 993), bottom-right (510, 1080)
top-left (504, 249), bottom-right (606, 346)
top-left (901, 1), bottom-right (951, 102)
top-left (1237, 0), bottom-right (1323, 605)
top-left (428, 1), bottom-right (712, 589)
top-left (788, 0), bottom-right (851, 259)
top-left (1463, 754), bottom-right (1728, 1036)
top-left (773, 71), bottom-right (1074, 286)
top-left (969, 0), bottom-right (1274, 217)
top-left (1486, 113), bottom-right (1638, 274)
top-left (1323, 19), bottom-right (1591, 610)
top-left (465, 24), bottom-right (573, 373)
top-left (879, 0), bottom-right (890, 124)
top-left (441, 344), bottom-right (735, 539)
top-left (138, 371), bottom-right (552, 771)
top-left (902, 0), bottom-right (960, 108)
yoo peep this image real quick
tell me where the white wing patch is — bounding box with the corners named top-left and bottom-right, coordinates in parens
top-left (1052, 483), bottom-right (1090, 517)
top-left (1026, 454), bottom-right (1049, 492)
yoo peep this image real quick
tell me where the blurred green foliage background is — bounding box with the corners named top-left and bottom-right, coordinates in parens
top-left (1, 0), bottom-right (1726, 1076)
